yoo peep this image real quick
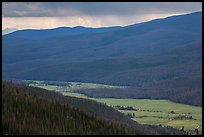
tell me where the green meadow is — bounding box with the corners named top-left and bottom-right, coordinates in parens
top-left (27, 80), bottom-right (202, 135)
top-left (95, 98), bottom-right (202, 134)
top-left (27, 80), bottom-right (125, 92)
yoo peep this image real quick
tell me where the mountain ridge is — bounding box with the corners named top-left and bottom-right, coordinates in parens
top-left (2, 11), bottom-right (202, 106)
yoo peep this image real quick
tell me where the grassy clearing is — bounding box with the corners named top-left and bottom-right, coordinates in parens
top-left (62, 92), bottom-right (89, 99)
top-left (66, 82), bottom-right (125, 91)
top-left (58, 92), bottom-right (202, 134)
top-left (94, 98), bottom-right (202, 133)
top-left (62, 94), bottom-right (202, 134)
top-left (27, 80), bottom-right (125, 92)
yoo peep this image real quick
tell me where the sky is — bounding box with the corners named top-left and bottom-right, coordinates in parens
top-left (2, 2), bottom-right (202, 30)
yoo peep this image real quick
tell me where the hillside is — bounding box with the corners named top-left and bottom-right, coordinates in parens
top-left (2, 12), bottom-right (202, 106)
top-left (2, 81), bottom-right (143, 135)
top-left (2, 81), bottom-right (185, 135)
top-left (3, 26), bottom-right (122, 40)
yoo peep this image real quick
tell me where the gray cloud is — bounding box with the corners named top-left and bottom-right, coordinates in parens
top-left (2, 2), bottom-right (202, 18)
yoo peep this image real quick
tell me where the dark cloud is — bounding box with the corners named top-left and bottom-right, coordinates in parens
top-left (2, 2), bottom-right (202, 18)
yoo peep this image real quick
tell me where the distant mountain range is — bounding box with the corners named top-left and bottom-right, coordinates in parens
top-left (2, 11), bottom-right (202, 106)
top-left (3, 26), bottom-right (122, 40)
top-left (2, 28), bottom-right (18, 35)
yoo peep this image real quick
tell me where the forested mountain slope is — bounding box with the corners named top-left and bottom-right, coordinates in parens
top-left (2, 81), bottom-right (185, 135)
top-left (2, 12), bottom-right (202, 106)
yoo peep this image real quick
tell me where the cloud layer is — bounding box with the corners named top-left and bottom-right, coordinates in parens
top-left (2, 2), bottom-right (202, 29)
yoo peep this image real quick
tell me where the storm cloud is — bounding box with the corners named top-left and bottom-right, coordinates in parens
top-left (2, 2), bottom-right (202, 17)
top-left (2, 2), bottom-right (202, 29)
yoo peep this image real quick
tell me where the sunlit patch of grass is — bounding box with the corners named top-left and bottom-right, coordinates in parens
top-left (62, 92), bottom-right (89, 99)
top-left (28, 80), bottom-right (125, 92)
top-left (94, 98), bottom-right (202, 134)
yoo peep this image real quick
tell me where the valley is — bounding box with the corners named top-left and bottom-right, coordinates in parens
top-left (24, 80), bottom-right (202, 135)
top-left (2, 10), bottom-right (202, 135)
top-left (3, 81), bottom-right (186, 135)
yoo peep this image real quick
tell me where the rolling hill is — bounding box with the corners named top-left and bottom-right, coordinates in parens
top-left (2, 11), bottom-right (202, 106)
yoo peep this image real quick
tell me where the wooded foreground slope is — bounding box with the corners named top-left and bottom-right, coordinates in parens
top-left (2, 81), bottom-right (185, 135)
